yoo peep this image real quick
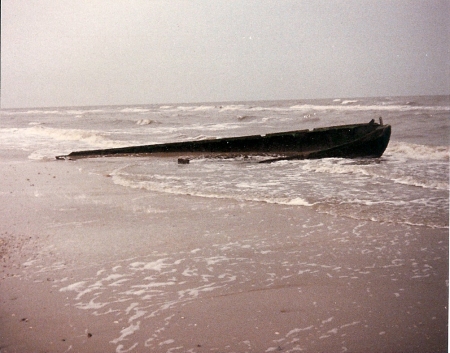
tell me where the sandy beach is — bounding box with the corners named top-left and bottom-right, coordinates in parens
top-left (0, 152), bottom-right (448, 353)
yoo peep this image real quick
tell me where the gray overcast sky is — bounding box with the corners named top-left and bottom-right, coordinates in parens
top-left (1, 0), bottom-right (449, 108)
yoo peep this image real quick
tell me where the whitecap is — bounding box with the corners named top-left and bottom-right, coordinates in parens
top-left (386, 141), bottom-right (449, 161)
top-left (120, 107), bottom-right (150, 113)
top-left (136, 119), bottom-right (157, 126)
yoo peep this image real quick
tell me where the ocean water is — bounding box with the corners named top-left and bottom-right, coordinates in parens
top-left (1, 95), bottom-right (449, 352)
top-left (1, 95), bottom-right (448, 229)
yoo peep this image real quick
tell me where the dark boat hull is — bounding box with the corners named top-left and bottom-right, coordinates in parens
top-left (56, 120), bottom-right (391, 162)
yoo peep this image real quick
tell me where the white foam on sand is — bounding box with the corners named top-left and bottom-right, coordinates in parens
top-left (15, 209), bottom-right (448, 352)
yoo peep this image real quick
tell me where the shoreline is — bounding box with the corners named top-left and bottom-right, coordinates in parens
top-left (0, 154), bottom-right (448, 352)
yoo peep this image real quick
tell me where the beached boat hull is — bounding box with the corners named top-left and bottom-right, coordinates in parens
top-left (56, 119), bottom-right (391, 162)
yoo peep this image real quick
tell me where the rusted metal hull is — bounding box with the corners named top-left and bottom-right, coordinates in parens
top-left (56, 120), bottom-right (391, 162)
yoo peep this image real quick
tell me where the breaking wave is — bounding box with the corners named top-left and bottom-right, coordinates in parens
top-left (110, 167), bottom-right (315, 207)
top-left (288, 104), bottom-right (450, 113)
top-left (386, 142), bottom-right (449, 161)
top-left (136, 119), bottom-right (158, 126)
top-left (25, 126), bottom-right (128, 147)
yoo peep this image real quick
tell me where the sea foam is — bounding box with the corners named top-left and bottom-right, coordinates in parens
top-left (386, 141), bottom-right (449, 161)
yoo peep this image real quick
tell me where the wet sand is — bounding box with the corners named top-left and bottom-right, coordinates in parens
top-left (0, 153), bottom-right (448, 352)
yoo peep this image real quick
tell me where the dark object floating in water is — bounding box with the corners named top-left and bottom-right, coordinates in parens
top-left (56, 118), bottom-right (391, 163)
top-left (178, 158), bottom-right (190, 164)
